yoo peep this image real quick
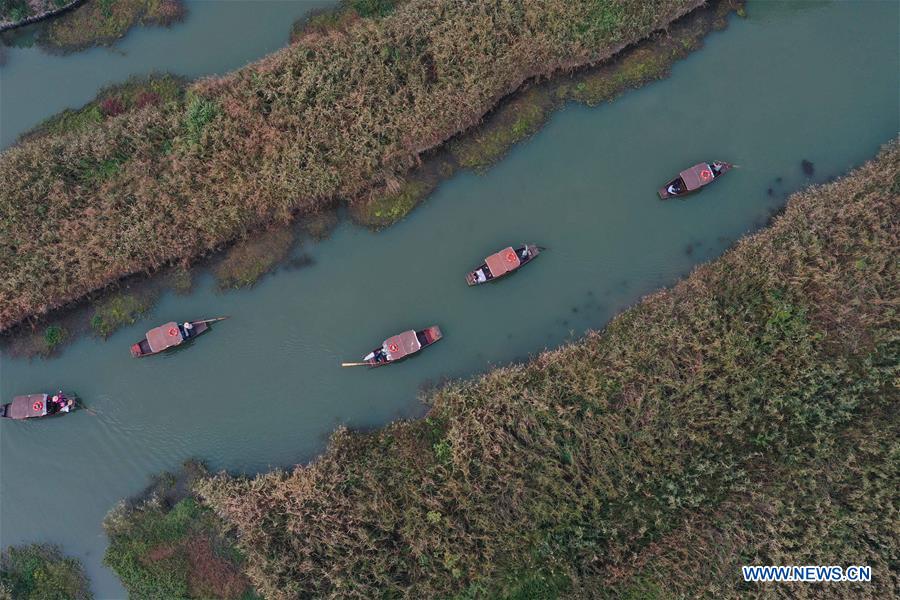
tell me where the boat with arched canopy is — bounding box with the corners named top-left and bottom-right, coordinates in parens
top-left (342, 326), bottom-right (443, 367)
top-left (1, 392), bottom-right (77, 420)
top-left (658, 161), bottom-right (732, 199)
top-left (466, 244), bottom-right (542, 286)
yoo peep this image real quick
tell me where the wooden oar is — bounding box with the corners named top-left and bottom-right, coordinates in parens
top-left (341, 361), bottom-right (372, 367)
top-left (73, 399), bottom-right (97, 416)
top-left (197, 316), bottom-right (230, 324)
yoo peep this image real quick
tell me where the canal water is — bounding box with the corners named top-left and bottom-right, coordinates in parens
top-left (1, 2), bottom-right (897, 597)
top-left (0, 0), bottom-right (335, 148)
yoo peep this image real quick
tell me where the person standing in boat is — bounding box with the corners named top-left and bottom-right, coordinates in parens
top-left (667, 180), bottom-right (684, 195)
top-left (181, 321), bottom-right (194, 338)
top-left (710, 161), bottom-right (725, 177)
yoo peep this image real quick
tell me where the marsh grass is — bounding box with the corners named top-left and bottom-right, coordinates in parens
top-left (589, 409), bottom-right (898, 599)
top-left (451, 0), bottom-right (737, 171)
top-left (90, 291), bottom-right (153, 337)
top-left (353, 0), bottom-right (741, 228)
top-left (20, 74), bottom-right (185, 142)
top-left (350, 177), bottom-right (436, 229)
top-left (38, 0), bottom-right (185, 52)
top-left (0, 0), bottom-right (704, 331)
top-left (449, 87), bottom-right (552, 171)
top-left (301, 210), bottom-right (340, 241)
top-left (196, 143), bottom-right (899, 599)
top-left (213, 227), bottom-right (296, 289)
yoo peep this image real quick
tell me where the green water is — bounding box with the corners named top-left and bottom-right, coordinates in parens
top-left (0, 0), bottom-right (335, 148)
top-left (1, 2), bottom-right (897, 597)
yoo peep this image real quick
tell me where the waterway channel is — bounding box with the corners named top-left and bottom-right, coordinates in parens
top-left (0, 2), bottom-right (897, 596)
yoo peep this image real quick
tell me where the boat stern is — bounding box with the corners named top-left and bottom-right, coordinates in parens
top-left (424, 325), bottom-right (443, 344)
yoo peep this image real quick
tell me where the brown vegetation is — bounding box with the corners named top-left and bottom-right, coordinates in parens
top-left (353, 0), bottom-right (740, 227)
top-left (37, 0), bottom-right (185, 52)
top-left (0, 0), bottom-right (703, 332)
top-left (197, 143), bottom-right (899, 598)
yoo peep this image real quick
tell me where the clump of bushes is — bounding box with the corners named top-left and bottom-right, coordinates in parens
top-left (103, 461), bottom-right (257, 600)
top-left (0, 0), bottom-right (704, 332)
top-left (0, 0), bottom-right (73, 27)
top-left (213, 227), bottom-right (295, 289)
top-left (350, 177), bottom-right (435, 229)
top-left (1, 0), bottom-right (35, 24)
top-left (38, 0), bottom-right (186, 52)
top-left (0, 544), bottom-right (92, 600)
top-left (43, 323), bottom-right (66, 349)
top-left (90, 291), bottom-right (153, 338)
top-left (449, 87), bottom-right (552, 171)
top-left (20, 74), bottom-right (185, 141)
top-left (196, 144), bottom-right (898, 598)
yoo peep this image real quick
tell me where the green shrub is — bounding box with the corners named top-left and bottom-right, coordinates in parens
top-left (0, 544), bottom-right (91, 600)
top-left (184, 96), bottom-right (218, 146)
top-left (90, 292), bottom-right (152, 338)
top-left (103, 463), bottom-right (255, 600)
top-left (347, 0), bottom-right (396, 18)
top-left (43, 324), bottom-right (65, 349)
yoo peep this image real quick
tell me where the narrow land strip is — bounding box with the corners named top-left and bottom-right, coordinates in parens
top-left (0, 0), bottom-right (705, 331)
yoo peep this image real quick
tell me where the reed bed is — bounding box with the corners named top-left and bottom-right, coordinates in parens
top-left (0, 0), bottom-right (702, 332)
top-left (196, 143), bottom-right (899, 598)
top-left (37, 0), bottom-right (185, 51)
top-left (1, 0), bottom-right (58, 26)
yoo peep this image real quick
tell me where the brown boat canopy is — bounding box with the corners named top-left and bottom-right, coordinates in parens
top-left (484, 247), bottom-right (520, 277)
top-left (8, 394), bottom-right (48, 419)
top-left (679, 163), bottom-right (714, 191)
top-left (146, 322), bottom-right (184, 353)
top-left (384, 330), bottom-right (421, 361)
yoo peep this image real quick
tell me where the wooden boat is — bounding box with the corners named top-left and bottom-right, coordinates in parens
top-left (1, 392), bottom-right (77, 420)
top-left (342, 326), bottom-right (443, 367)
top-left (658, 161), bottom-right (733, 199)
top-left (466, 244), bottom-right (542, 286)
top-left (130, 317), bottom-right (228, 357)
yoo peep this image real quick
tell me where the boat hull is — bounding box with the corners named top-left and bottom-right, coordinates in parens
top-left (1, 393), bottom-right (77, 420)
top-left (362, 326), bottom-right (442, 367)
top-left (130, 320), bottom-right (211, 357)
top-left (658, 162), bottom-right (732, 199)
top-left (466, 244), bottom-right (542, 286)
